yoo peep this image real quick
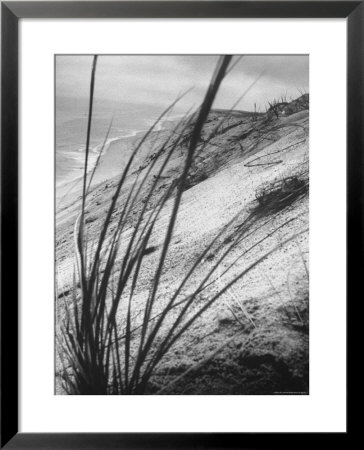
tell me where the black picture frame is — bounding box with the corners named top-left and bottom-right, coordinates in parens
top-left (1, 1), bottom-right (359, 448)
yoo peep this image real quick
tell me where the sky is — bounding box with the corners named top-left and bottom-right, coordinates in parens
top-left (56, 55), bottom-right (309, 115)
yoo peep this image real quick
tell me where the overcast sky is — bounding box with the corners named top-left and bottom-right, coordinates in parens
top-left (56, 55), bottom-right (308, 114)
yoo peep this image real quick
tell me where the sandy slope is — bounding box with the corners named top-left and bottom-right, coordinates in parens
top-left (56, 99), bottom-right (309, 394)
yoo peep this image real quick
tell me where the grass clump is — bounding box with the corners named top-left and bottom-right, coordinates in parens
top-left (254, 175), bottom-right (308, 216)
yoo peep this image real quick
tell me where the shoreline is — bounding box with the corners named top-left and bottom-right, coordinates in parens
top-left (56, 111), bottom-right (189, 190)
top-left (56, 120), bottom-right (177, 205)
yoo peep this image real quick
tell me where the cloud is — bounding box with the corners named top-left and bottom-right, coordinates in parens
top-left (56, 55), bottom-right (308, 114)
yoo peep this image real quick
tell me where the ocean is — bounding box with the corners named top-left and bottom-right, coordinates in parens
top-left (55, 101), bottom-right (174, 189)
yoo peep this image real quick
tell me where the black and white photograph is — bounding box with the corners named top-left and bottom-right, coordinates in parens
top-left (55, 55), bottom-right (309, 395)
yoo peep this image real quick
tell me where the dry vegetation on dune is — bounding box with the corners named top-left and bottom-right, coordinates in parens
top-left (56, 56), bottom-right (309, 395)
